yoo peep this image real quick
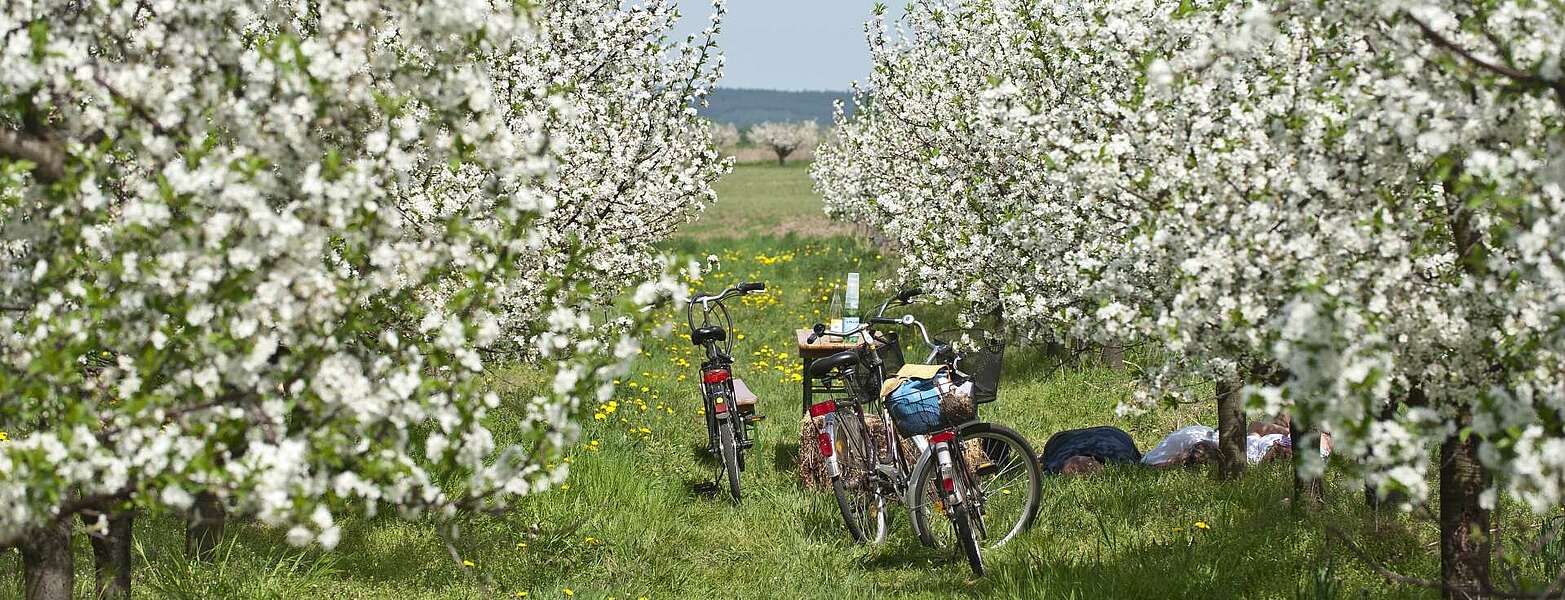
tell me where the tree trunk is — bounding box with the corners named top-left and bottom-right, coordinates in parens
top-left (1101, 344), bottom-right (1124, 370)
top-left (1440, 411), bottom-right (1491, 600)
top-left (185, 492), bottom-right (225, 561)
top-left (85, 506), bottom-right (133, 600)
top-left (1215, 379), bottom-right (1247, 480)
top-left (1290, 417), bottom-right (1324, 511)
top-left (19, 519), bottom-right (74, 600)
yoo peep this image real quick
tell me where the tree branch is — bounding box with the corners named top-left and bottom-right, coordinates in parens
top-left (1406, 14), bottom-right (1565, 101)
top-left (0, 128), bottom-right (65, 183)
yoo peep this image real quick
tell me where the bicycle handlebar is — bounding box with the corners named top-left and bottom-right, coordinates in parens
top-left (871, 288), bottom-right (924, 318)
top-left (806, 289), bottom-right (928, 344)
top-left (807, 321), bottom-right (874, 344)
top-left (693, 281), bottom-right (767, 306)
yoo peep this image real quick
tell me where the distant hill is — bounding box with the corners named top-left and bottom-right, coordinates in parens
top-left (700, 88), bottom-right (855, 130)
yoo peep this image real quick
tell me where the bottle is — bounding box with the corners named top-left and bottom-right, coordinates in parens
top-left (842, 272), bottom-right (860, 343)
top-left (828, 290), bottom-right (843, 343)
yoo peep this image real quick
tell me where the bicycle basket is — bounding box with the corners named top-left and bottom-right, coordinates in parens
top-left (885, 368), bottom-right (976, 436)
top-left (874, 331), bottom-right (906, 376)
top-left (851, 331), bottom-right (904, 396)
top-left (939, 329), bottom-right (1004, 404)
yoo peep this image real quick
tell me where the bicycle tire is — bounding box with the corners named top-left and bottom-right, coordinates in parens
top-left (718, 419), bottom-right (742, 503)
top-left (831, 411), bottom-right (887, 543)
top-left (953, 503), bottom-right (984, 576)
top-left (909, 422), bottom-right (1042, 550)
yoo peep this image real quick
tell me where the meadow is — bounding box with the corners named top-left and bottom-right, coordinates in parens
top-left (3, 162), bottom-right (1560, 599)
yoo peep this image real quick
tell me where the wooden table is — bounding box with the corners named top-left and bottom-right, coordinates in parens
top-left (796, 329), bottom-right (882, 414)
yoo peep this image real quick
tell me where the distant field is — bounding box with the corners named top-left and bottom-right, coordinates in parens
top-left (7, 165), bottom-right (1558, 599)
top-left (681, 162), bottom-right (848, 239)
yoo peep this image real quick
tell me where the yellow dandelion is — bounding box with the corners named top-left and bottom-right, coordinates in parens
top-left (563, 589), bottom-right (574, 597)
top-left (514, 592), bottom-right (528, 598)
top-left (1194, 521), bottom-right (1210, 530)
top-left (462, 559), bottom-right (475, 567)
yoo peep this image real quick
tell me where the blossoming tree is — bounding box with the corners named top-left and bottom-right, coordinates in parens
top-left (748, 120), bottom-right (821, 165)
top-left (816, 0), bottom-right (1565, 595)
top-left (0, 0), bottom-right (725, 598)
top-left (706, 120), bottom-right (741, 153)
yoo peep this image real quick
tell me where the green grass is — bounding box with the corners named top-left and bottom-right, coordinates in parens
top-left (680, 162), bottom-right (853, 240)
top-left (5, 164), bottom-right (1562, 599)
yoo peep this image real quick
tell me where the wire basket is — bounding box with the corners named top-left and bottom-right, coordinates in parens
top-left (873, 330), bottom-right (906, 379)
top-left (850, 331), bottom-right (904, 403)
top-left (937, 328), bottom-right (1004, 404)
top-left (885, 370), bottom-right (976, 436)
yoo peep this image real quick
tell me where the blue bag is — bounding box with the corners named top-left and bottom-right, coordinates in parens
top-left (887, 376), bottom-right (946, 436)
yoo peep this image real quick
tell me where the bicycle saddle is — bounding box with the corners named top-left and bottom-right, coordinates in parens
top-left (691, 325), bottom-right (726, 346)
top-left (808, 349), bottom-right (859, 378)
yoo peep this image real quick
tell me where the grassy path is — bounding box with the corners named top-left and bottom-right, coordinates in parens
top-left (9, 163), bottom-right (1557, 599)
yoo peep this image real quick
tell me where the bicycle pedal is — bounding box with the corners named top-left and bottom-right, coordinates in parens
top-left (745, 414), bottom-right (767, 424)
top-left (975, 460), bottom-right (999, 477)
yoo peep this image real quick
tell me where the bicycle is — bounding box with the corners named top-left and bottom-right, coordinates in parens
top-left (806, 291), bottom-right (1042, 576)
top-left (688, 281), bottom-right (768, 503)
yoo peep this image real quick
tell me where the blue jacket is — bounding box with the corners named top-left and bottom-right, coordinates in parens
top-left (1040, 426), bottom-right (1142, 474)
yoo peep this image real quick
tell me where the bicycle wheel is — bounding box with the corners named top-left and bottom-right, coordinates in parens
top-left (910, 423), bottom-right (1042, 550)
top-left (831, 409), bottom-right (888, 543)
top-left (952, 503), bottom-right (984, 576)
top-left (718, 419), bottom-right (742, 503)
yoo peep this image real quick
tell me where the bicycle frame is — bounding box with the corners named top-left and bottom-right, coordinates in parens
top-left (687, 283), bottom-right (765, 453)
top-left (810, 292), bottom-right (991, 542)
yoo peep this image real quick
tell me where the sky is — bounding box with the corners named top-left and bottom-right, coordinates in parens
top-left (675, 1), bottom-right (905, 92)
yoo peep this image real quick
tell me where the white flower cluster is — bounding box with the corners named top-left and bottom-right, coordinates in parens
top-left (0, 0), bottom-right (725, 547)
top-left (814, 0), bottom-right (1564, 507)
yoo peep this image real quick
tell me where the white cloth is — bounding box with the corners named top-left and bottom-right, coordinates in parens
top-left (1142, 427), bottom-right (1305, 467)
top-left (1141, 426), bottom-right (1218, 467)
top-left (1246, 433), bottom-right (1288, 464)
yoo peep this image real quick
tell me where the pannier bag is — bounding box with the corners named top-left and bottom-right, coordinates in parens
top-left (882, 364), bottom-right (976, 436)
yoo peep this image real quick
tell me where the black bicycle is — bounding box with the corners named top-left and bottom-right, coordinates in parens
top-left (688, 281), bottom-right (768, 502)
top-left (807, 290), bottom-right (1041, 576)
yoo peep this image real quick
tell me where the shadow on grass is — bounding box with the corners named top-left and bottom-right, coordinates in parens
top-left (687, 442), bottom-right (718, 467)
top-left (772, 440), bottom-right (801, 472)
top-left (686, 478), bottom-right (722, 500)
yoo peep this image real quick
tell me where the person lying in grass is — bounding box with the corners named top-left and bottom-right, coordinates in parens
top-left (1140, 421), bottom-right (1331, 469)
top-left (1043, 417), bottom-right (1335, 476)
top-left (1039, 426), bottom-right (1142, 476)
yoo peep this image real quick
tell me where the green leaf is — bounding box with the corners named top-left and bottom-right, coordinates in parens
top-left (27, 20), bottom-right (48, 61)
